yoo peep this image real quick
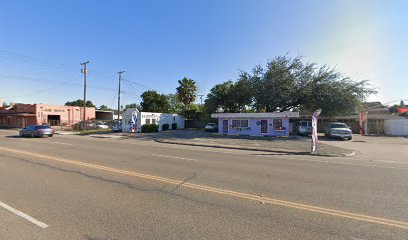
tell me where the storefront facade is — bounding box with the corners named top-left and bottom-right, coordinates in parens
top-left (211, 112), bottom-right (299, 137)
top-left (121, 109), bottom-right (185, 133)
top-left (0, 103), bottom-right (95, 128)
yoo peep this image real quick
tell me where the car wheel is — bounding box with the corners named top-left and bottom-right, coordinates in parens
top-left (49, 134), bottom-right (54, 137)
top-left (31, 133), bottom-right (35, 138)
top-left (347, 136), bottom-right (352, 140)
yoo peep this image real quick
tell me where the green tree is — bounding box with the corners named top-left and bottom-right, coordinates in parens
top-left (65, 99), bottom-right (96, 107)
top-left (249, 56), bottom-right (311, 112)
top-left (204, 81), bottom-right (234, 113)
top-left (183, 103), bottom-right (200, 120)
top-left (176, 77), bottom-right (197, 109)
top-left (167, 93), bottom-right (185, 114)
top-left (123, 103), bottom-right (141, 111)
top-left (205, 55), bottom-right (376, 117)
top-left (98, 105), bottom-right (113, 111)
top-left (204, 76), bottom-right (251, 113)
top-left (140, 91), bottom-right (169, 113)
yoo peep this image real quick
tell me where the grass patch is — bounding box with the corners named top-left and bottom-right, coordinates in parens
top-left (76, 129), bottom-right (112, 135)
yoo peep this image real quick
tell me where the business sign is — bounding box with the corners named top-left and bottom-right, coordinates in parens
top-left (311, 109), bottom-right (321, 153)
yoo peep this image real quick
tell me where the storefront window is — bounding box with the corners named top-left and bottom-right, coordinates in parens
top-left (232, 120), bottom-right (240, 128)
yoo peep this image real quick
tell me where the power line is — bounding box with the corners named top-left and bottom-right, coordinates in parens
top-left (0, 49), bottom-right (116, 78)
top-left (122, 78), bottom-right (167, 94)
top-left (4, 76), bottom-right (83, 99)
top-left (0, 72), bottom-right (115, 92)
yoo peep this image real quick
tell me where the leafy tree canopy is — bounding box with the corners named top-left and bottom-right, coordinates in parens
top-left (205, 55), bottom-right (376, 117)
top-left (65, 99), bottom-right (96, 107)
top-left (123, 103), bottom-right (141, 111)
top-left (140, 91), bottom-right (169, 113)
top-left (167, 93), bottom-right (185, 115)
top-left (98, 105), bottom-right (113, 111)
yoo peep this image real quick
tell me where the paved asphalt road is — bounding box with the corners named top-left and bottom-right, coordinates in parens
top-left (0, 129), bottom-right (407, 239)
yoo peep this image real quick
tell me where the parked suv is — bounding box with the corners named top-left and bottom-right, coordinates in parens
top-left (297, 120), bottom-right (312, 136)
top-left (112, 120), bottom-right (122, 132)
top-left (325, 122), bottom-right (352, 140)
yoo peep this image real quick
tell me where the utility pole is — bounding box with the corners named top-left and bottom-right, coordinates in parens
top-left (80, 61), bottom-right (89, 131)
top-left (117, 70), bottom-right (125, 121)
top-left (198, 94), bottom-right (204, 111)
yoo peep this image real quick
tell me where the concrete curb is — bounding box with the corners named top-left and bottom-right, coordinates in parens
top-left (154, 138), bottom-right (348, 157)
top-left (55, 132), bottom-right (77, 135)
top-left (342, 151), bottom-right (356, 157)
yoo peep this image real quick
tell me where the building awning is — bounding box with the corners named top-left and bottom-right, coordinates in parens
top-left (0, 112), bottom-right (36, 117)
top-left (211, 112), bottom-right (299, 119)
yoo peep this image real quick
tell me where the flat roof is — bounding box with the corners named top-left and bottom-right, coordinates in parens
top-left (211, 112), bottom-right (299, 118)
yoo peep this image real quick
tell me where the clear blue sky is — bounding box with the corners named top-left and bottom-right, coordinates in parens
top-left (1, 0), bottom-right (407, 108)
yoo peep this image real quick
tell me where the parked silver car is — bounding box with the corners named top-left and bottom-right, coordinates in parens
top-left (205, 123), bottom-right (218, 132)
top-left (19, 125), bottom-right (55, 137)
top-left (325, 122), bottom-right (352, 140)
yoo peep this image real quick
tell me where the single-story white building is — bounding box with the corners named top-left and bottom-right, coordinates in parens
top-left (211, 112), bottom-right (299, 137)
top-left (121, 109), bottom-right (185, 133)
top-left (384, 119), bottom-right (408, 136)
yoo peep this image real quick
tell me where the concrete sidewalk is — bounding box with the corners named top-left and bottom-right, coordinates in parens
top-left (153, 130), bottom-right (355, 157)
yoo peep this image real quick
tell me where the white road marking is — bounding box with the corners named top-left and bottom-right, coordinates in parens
top-left (0, 201), bottom-right (49, 228)
top-left (255, 154), bottom-right (408, 170)
top-left (50, 141), bottom-right (73, 146)
top-left (151, 154), bottom-right (198, 162)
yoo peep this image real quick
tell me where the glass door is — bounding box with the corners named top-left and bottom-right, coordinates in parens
top-left (222, 119), bottom-right (228, 133)
top-left (261, 120), bottom-right (268, 133)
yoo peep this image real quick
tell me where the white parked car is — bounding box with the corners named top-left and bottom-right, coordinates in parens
top-left (325, 122), bottom-right (353, 140)
top-left (96, 122), bottom-right (109, 129)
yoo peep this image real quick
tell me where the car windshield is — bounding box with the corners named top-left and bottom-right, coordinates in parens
top-left (301, 122), bottom-right (310, 126)
top-left (331, 123), bottom-right (348, 128)
top-left (35, 126), bottom-right (51, 129)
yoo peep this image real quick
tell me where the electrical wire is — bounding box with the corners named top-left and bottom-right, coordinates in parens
top-left (4, 76), bottom-right (83, 99)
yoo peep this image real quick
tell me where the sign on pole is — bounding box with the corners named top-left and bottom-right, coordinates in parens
top-left (311, 109), bottom-right (322, 153)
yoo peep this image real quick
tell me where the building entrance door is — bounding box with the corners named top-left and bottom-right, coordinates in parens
top-left (222, 119), bottom-right (228, 133)
top-left (261, 120), bottom-right (268, 133)
top-left (47, 115), bottom-right (61, 126)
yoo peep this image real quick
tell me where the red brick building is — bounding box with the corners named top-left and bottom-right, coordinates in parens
top-left (0, 103), bottom-right (95, 128)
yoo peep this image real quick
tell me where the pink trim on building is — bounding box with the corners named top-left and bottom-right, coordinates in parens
top-left (0, 103), bottom-right (95, 128)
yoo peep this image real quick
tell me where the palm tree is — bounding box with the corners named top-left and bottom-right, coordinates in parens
top-left (176, 77), bottom-right (197, 109)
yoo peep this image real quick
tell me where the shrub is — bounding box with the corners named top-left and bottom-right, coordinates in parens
top-left (141, 124), bottom-right (159, 133)
top-left (162, 124), bottom-right (169, 131)
top-left (171, 123), bottom-right (177, 130)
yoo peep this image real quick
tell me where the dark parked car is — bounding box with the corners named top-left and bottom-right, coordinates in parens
top-left (19, 125), bottom-right (55, 137)
top-left (73, 121), bottom-right (97, 130)
top-left (205, 123), bottom-right (218, 132)
top-left (112, 120), bottom-right (122, 132)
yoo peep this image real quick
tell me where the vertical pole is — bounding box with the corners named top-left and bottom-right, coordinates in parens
top-left (80, 61), bottom-right (89, 131)
top-left (198, 94), bottom-right (204, 112)
top-left (117, 71), bottom-right (125, 121)
top-left (365, 112), bottom-right (368, 135)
